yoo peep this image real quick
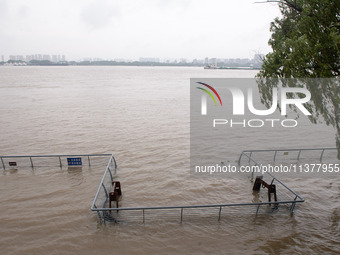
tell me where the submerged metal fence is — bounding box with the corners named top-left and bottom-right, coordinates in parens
top-left (91, 170), bottom-right (304, 224)
top-left (4, 150), bottom-right (334, 224)
top-left (0, 153), bottom-right (114, 170)
top-left (238, 147), bottom-right (339, 179)
top-left (238, 147), bottom-right (338, 165)
top-left (90, 148), bottom-right (327, 224)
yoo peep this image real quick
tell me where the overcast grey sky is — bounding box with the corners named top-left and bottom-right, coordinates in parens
top-left (0, 0), bottom-right (281, 60)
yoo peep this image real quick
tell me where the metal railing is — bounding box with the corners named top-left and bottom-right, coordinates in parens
top-left (91, 151), bottom-right (308, 224)
top-left (238, 147), bottom-right (338, 165)
top-left (91, 154), bottom-right (117, 221)
top-left (95, 198), bottom-right (303, 224)
top-left (238, 152), bottom-right (304, 200)
top-left (0, 153), bottom-right (115, 170)
top-left (3, 149), bottom-right (335, 223)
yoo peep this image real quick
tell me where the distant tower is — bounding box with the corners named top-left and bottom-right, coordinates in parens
top-left (1, 55), bottom-right (4, 62)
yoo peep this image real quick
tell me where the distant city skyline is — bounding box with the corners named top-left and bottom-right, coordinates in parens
top-left (3, 54), bottom-right (66, 62)
top-left (0, 0), bottom-right (281, 60)
top-left (1, 53), bottom-right (264, 66)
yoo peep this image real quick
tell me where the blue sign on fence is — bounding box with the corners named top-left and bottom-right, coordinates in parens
top-left (67, 157), bottom-right (82, 166)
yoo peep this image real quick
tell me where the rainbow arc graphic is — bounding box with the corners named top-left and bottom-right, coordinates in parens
top-left (196, 82), bottom-right (222, 115)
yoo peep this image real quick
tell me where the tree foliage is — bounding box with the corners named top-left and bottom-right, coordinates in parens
top-left (256, 0), bottom-right (340, 157)
top-left (258, 0), bottom-right (339, 78)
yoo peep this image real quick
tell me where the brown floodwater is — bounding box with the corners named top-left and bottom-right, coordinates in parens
top-left (0, 66), bottom-right (339, 254)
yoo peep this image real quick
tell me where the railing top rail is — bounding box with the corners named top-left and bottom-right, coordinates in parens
top-left (0, 154), bottom-right (112, 158)
top-left (240, 148), bottom-right (337, 153)
top-left (239, 153), bottom-right (262, 166)
top-left (91, 199), bottom-right (304, 212)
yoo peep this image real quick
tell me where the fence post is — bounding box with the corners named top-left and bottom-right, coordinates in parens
top-left (29, 157), bottom-right (34, 168)
top-left (256, 205), bottom-right (260, 215)
top-left (108, 167), bottom-right (113, 182)
top-left (218, 206), bottom-right (222, 221)
top-left (320, 149), bottom-right (325, 161)
top-left (238, 152), bottom-right (243, 165)
top-left (297, 150), bottom-right (301, 160)
top-left (1, 157), bottom-right (5, 170)
top-left (290, 196), bottom-right (298, 212)
top-left (112, 155), bottom-right (117, 168)
top-left (102, 183), bottom-right (108, 198)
